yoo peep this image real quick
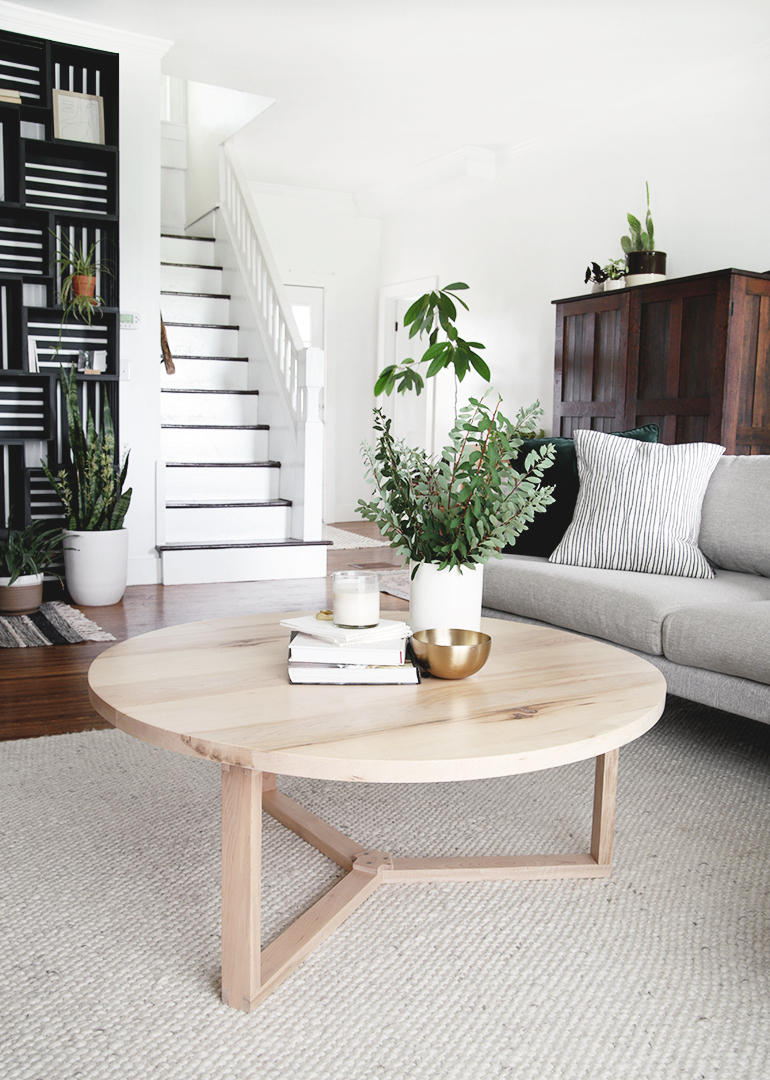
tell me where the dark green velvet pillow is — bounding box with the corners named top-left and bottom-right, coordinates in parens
top-left (505, 424), bottom-right (660, 557)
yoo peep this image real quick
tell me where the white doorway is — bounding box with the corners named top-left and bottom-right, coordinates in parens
top-left (285, 284), bottom-right (324, 349)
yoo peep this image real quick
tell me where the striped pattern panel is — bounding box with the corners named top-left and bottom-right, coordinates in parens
top-left (24, 155), bottom-right (110, 215)
top-left (0, 54), bottom-right (43, 105)
top-left (550, 428), bottom-right (725, 579)
top-left (0, 374), bottom-right (51, 442)
top-left (0, 221), bottom-right (45, 276)
top-left (27, 317), bottom-right (110, 375)
top-left (53, 59), bottom-right (103, 98)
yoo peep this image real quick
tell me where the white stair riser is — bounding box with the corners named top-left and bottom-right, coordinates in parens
top-left (165, 324), bottom-right (239, 357)
top-left (165, 504), bottom-right (291, 543)
top-left (161, 264), bottom-right (223, 293)
top-left (166, 465), bottom-right (280, 502)
top-left (161, 359), bottom-right (248, 391)
top-left (160, 236), bottom-right (218, 265)
top-left (161, 293), bottom-right (230, 324)
top-left (160, 392), bottom-right (259, 426)
top-left (160, 544), bottom-right (328, 585)
top-left (162, 427), bottom-right (270, 462)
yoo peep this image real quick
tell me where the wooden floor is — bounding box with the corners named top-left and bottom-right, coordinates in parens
top-left (0, 522), bottom-right (407, 741)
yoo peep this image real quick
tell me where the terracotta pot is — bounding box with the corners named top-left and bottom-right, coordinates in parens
top-left (625, 251), bottom-right (667, 287)
top-left (72, 275), bottom-right (96, 299)
top-left (0, 573), bottom-right (44, 615)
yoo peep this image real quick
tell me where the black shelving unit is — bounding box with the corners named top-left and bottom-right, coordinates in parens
top-left (0, 28), bottom-right (119, 539)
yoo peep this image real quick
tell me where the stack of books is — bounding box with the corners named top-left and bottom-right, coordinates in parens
top-left (0, 89), bottom-right (22, 105)
top-left (281, 615), bottom-right (419, 684)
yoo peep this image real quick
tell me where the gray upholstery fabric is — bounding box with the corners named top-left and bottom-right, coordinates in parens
top-left (482, 607), bottom-right (770, 726)
top-left (699, 455), bottom-right (770, 577)
top-left (662, 602), bottom-right (770, 684)
top-left (482, 554), bottom-right (770, 655)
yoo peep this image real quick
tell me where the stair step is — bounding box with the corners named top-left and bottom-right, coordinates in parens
top-left (161, 233), bottom-right (215, 242)
top-left (164, 501), bottom-right (292, 543)
top-left (161, 357), bottom-right (248, 391)
top-left (161, 291), bottom-right (231, 323)
top-left (160, 389), bottom-right (259, 425)
top-left (157, 540), bottom-right (329, 585)
top-left (161, 425), bottom-right (270, 462)
top-left (161, 235), bottom-right (218, 265)
top-left (165, 462), bottom-right (281, 502)
top-left (164, 323), bottom-right (239, 357)
top-left (161, 263), bottom-right (223, 293)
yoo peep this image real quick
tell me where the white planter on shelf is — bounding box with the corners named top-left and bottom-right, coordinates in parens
top-left (604, 278), bottom-right (625, 291)
top-left (409, 560), bottom-right (484, 634)
top-left (63, 529), bottom-right (129, 606)
top-left (0, 572), bottom-right (44, 615)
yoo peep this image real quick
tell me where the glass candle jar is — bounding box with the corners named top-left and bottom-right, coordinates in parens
top-left (332, 571), bottom-right (380, 628)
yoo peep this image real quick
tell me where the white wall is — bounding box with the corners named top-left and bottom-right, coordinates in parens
top-left (379, 41), bottom-right (770, 437)
top-left (248, 183), bottom-right (381, 522)
top-left (0, 2), bottom-right (170, 585)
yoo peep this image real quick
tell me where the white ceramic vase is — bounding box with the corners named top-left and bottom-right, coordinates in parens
top-left (63, 528), bottom-right (128, 606)
top-left (409, 560), bottom-right (484, 633)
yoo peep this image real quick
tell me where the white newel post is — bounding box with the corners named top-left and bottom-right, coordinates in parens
top-left (297, 347), bottom-right (325, 541)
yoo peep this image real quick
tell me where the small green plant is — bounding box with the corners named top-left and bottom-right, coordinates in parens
top-left (621, 182), bottom-right (656, 253)
top-left (42, 365), bottom-right (131, 531)
top-left (357, 395), bottom-right (555, 573)
top-left (50, 232), bottom-right (112, 326)
top-left (0, 518), bottom-right (63, 585)
top-left (603, 258), bottom-right (627, 280)
top-left (375, 282), bottom-right (491, 398)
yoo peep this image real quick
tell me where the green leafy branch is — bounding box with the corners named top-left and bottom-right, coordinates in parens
top-left (357, 395), bottom-right (555, 572)
top-left (374, 282), bottom-right (491, 397)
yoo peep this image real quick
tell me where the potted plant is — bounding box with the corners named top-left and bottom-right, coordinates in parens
top-left (358, 395), bottom-right (555, 632)
top-left (0, 518), bottom-right (63, 615)
top-left (375, 282), bottom-right (491, 399)
top-left (602, 258), bottom-right (627, 291)
top-left (42, 365), bottom-right (132, 606)
top-left (621, 182), bottom-right (667, 285)
top-left (51, 233), bottom-right (112, 327)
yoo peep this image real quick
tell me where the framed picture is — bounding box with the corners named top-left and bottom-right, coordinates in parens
top-left (52, 89), bottom-right (105, 145)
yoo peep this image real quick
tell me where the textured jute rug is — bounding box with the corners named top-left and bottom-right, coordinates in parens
top-left (0, 601), bottom-right (115, 648)
top-left (322, 525), bottom-right (388, 549)
top-left (2, 697), bottom-right (769, 1079)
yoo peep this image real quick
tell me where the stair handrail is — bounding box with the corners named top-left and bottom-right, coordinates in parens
top-left (218, 143), bottom-right (307, 437)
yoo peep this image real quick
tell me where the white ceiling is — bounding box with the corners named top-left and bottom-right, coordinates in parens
top-left (9, 0), bottom-right (770, 193)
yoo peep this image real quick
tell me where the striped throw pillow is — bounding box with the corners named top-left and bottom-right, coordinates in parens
top-left (549, 430), bottom-right (725, 578)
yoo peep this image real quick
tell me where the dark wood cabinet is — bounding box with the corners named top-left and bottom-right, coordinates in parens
top-left (552, 268), bottom-right (770, 453)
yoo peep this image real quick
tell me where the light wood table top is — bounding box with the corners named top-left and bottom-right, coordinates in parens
top-left (88, 611), bottom-right (666, 784)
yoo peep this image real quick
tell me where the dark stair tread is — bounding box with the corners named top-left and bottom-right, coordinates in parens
top-left (161, 423), bottom-right (268, 430)
top-left (157, 539), bottom-right (332, 552)
top-left (161, 261), bottom-right (223, 270)
top-left (165, 461), bottom-right (280, 468)
top-left (161, 233), bottom-right (215, 242)
top-left (161, 290), bottom-right (231, 299)
top-left (166, 499), bottom-right (291, 509)
top-left (163, 354), bottom-right (248, 362)
top-left (163, 320), bottom-right (239, 330)
top-left (161, 388), bottom-right (258, 395)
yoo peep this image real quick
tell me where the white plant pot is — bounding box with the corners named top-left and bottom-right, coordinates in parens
top-left (409, 560), bottom-right (484, 634)
top-left (604, 278), bottom-right (625, 291)
top-left (0, 572), bottom-right (44, 615)
top-left (63, 529), bottom-right (128, 606)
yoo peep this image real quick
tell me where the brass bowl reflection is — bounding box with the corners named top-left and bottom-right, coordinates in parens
top-left (411, 628), bottom-right (491, 680)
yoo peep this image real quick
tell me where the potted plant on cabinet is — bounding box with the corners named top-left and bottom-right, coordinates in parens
top-left (621, 182), bottom-right (667, 285)
top-left (42, 366), bottom-right (132, 607)
top-left (0, 518), bottom-right (63, 615)
top-left (358, 396), bottom-right (555, 632)
top-left (51, 233), bottom-right (112, 327)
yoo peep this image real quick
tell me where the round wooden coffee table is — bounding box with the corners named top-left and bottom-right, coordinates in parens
top-left (88, 611), bottom-right (666, 1012)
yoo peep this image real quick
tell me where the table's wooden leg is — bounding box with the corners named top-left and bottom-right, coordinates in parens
top-left (591, 749), bottom-right (619, 868)
top-left (221, 764), bottom-right (262, 1013)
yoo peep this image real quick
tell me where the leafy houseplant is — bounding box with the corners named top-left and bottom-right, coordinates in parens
top-left (621, 181), bottom-right (656, 254)
top-left (51, 233), bottom-right (112, 327)
top-left (620, 182), bottom-right (667, 283)
top-left (0, 518), bottom-right (64, 614)
top-left (603, 258), bottom-right (627, 281)
top-left (374, 282), bottom-right (491, 398)
top-left (358, 395), bottom-right (555, 574)
top-left (42, 365), bottom-right (131, 531)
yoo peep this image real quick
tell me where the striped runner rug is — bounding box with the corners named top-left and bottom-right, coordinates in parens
top-left (0, 601), bottom-right (116, 648)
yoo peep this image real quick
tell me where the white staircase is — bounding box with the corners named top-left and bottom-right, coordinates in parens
top-left (158, 233), bottom-right (328, 584)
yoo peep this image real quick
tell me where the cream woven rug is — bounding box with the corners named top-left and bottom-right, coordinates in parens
top-left (322, 525), bottom-right (388, 549)
top-left (2, 697), bottom-right (770, 1079)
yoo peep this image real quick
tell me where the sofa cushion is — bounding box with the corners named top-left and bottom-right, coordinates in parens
top-left (505, 424), bottom-right (659, 558)
top-left (662, 602), bottom-right (770, 684)
top-left (550, 429), bottom-right (724, 578)
top-left (699, 455), bottom-right (770, 577)
top-left (482, 553), bottom-right (770, 655)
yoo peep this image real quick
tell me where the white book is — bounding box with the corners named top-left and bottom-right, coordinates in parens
top-left (280, 615), bottom-right (410, 646)
top-left (287, 660), bottom-right (420, 685)
top-left (288, 631), bottom-right (408, 666)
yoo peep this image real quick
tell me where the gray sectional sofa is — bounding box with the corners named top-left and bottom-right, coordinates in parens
top-left (483, 454), bottom-right (770, 724)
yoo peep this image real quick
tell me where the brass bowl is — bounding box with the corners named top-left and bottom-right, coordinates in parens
top-left (411, 628), bottom-right (491, 680)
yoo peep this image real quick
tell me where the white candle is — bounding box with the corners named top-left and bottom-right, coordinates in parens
top-left (332, 572), bottom-right (380, 628)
